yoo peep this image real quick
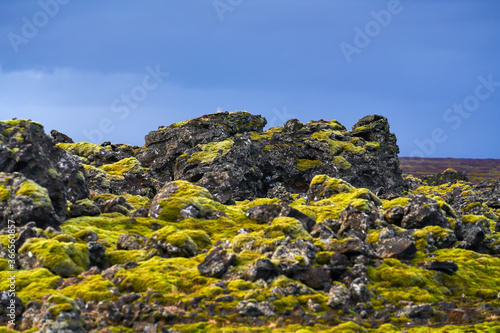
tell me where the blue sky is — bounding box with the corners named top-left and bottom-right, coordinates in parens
top-left (1, 0), bottom-right (499, 158)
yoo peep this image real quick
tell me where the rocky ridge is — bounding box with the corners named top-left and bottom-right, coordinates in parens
top-left (0, 112), bottom-right (499, 332)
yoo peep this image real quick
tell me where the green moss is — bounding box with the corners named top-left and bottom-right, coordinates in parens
top-left (62, 215), bottom-right (166, 248)
top-left (60, 275), bottom-right (118, 302)
top-left (297, 159), bottom-right (323, 171)
top-left (310, 175), bottom-right (354, 193)
top-left (367, 230), bottom-right (380, 245)
top-left (367, 258), bottom-right (446, 304)
top-left (365, 141), bottom-right (381, 151)
top-left (382, 197), bottom-right (410, 210)
top-left (107, 249), bottom-right (149, 265)
top-left (47, 168), bottom-right (60, 180)
top-left (15, 180), bottom-right (52, 208)
top-left (47, 294), bottom-right (78, 317)
top-left (183, 229), bottom-right (212, 250)
top-left (432, 248), bottom-right (500, 299)
top-left (188, 138), bottom-right (234, 164)
top-left (57, 142), bottom-right (109, 158)
top-left (98, 157), bottom-right (144, 175)
top-left (333, 155), bottom-right (352, 171)
top-left (0, 268), bottom-right (59, 303)
top-left (19, 238), bottom-right (89, 277)
top-left (267, 217), bottom-right (310, 238)
top-left (52, 233), bottom-right (77, 243)
top-left (168, 119), bottom-right (190, 128)
top-left (0, 184), bottom-right (11, 201)
top-left (114, 255), bottom-right (216, 294)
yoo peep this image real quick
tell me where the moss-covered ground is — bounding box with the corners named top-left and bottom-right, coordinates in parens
top-left (2, 153), bottom-right (500, 331)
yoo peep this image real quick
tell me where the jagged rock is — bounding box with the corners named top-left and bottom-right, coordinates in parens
top-left (327, 284), bottom-right (351, 308)
top-left (146, 227), bottom-right (198, 258)
top-left (139, 112), bottom-right (404, 203)
top-left (385, 205), bottom-right (405, 225)
top-left (396, 303), bottom-right (434, 319)
top-left (401, 195), bottom-right (451, 229)
top-left (419, 260), bottom-right (458, 275)
top-left (69, 199), bottom-right (101, 218)
top-left (0, 172), bottom-right (62, 229)
top-left (246, 259), bottom-right (281, 282)
top-left (310, 222), bottom-right (336, 240)
top-left (326, 238), bottom-right (376, 258)
top-left (337, 202), bottom-right (381, 239)
top-left (457, 220), bottom-right (488, 250)
top-left (198, 246), bottom-right (236, 278)
top-left (117, 234), bottom-right (147, 250)
top-left (246, 203), bottom-right (316, 232)
top-left (87, 242), bottom-right (107, 269)
top-left (236, 301), bottom-right (275, 317)
top-left (0, 291), bottom-right (24, 325)
top-left (293, 266), bottom-right (332, 291)
top-left (246, 204), bottom-right (282, 224)
top-left (421, 168), bottom-right (469, 186)
top-left (50, 129), bottom-right (74, 144)
top-left (350, 278), bottom-right (372, 303)
top-left (0, 120), bottom-right (89, 226)
top-left (14, 222), bottom-right (37, 249)
top-left (374, 237), bottom-right (417, 260)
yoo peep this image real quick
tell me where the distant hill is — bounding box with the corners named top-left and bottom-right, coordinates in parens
top-left (399, 157), bottom-right (500, 183)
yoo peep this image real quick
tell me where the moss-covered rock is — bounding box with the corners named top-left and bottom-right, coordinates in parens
top-left (19, 238), bottom-right (89, 277)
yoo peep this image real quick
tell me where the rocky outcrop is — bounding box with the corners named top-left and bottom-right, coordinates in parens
top-left (0, 120), bottom-right (89, 227)
top-left (138, 112), bottom-right (405, 203)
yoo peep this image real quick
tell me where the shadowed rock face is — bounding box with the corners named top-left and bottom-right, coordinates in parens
top-left (0, 120), bottom-right (89, 227)
top-left (138, 111), bottom-right (405, 203)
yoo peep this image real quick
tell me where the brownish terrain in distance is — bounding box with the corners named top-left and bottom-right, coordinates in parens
top-left (399, 157), bottom-right (500, 183)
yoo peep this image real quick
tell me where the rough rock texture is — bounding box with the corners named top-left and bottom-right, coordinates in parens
top-left (0, 120), bottom-right (88, 227)
top-left (138, 112), bottom-right (405, 203)
top-left (421, 168), bottom-right (469, 186)
top-left (0, 172), bottom-right (62, 229)
top-left (401, 195), bottom-right (451, 229)
top-left (3, 114), bottom-right (500, 332)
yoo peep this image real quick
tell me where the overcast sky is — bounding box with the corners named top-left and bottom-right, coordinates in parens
top-left (1, 0), bottom-right (499, 158)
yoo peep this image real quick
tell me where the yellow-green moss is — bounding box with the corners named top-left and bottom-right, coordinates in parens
top-left (310, 175), bottom-right (354, 193)
top-left (98, 157), bottom-right (144, 175)
top-left (19, 238), bottom-right (89, 277)
top-left (367, 258), bottom-right (446, 304)
top-left (62, 215), bottom-right (166, 248)
top-left (333, 156), bottom-right (352, 171)
top-left (0, 185), bottom-right (10, 201)
top-left (382, 197), bottom-right (410, 210)
top-left (114, 255), bottom-right (216, 294)
top-left (15, 180), bottom-right (52, 208)
top-left (60, 275), bottom-right (118, 302)
top-left (297, 159), bottom-right (323, 171)
top-left (365, 141), bottom-right (380, 151)
top-left (107, 249), bottom-right (150, 265)
top-left (183, 229), bottom-right (212, 250)
top-left (0, 268), bottom-right (59, 303)
top-left (47, 168), bottom-right (60, 180)
top-left (432, 248), bottom-right (500, 299)
top-left (47, 294), bottom-right (78, 318)
top-left (188, 138), bottom-right (234, 164)
top-left (267, 217), bottom-right (310, 238)
top-left (57, 142), bottom-right (109, 158)
top-left (311, 131), bottom-right (365, 155)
